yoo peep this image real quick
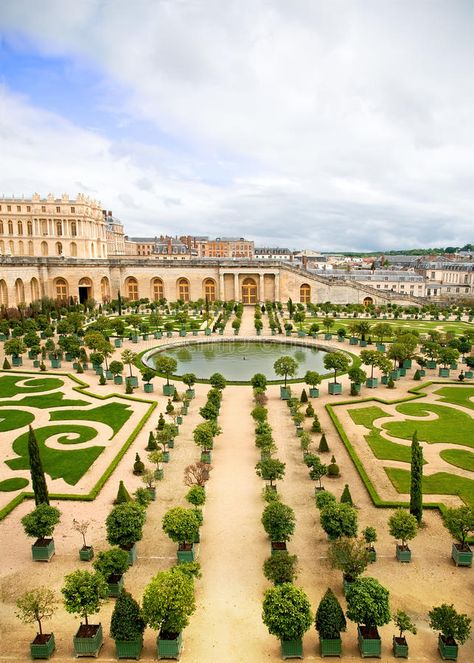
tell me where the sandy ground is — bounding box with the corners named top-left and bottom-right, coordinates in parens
top-left (0, 313), bottom-right (473, 662)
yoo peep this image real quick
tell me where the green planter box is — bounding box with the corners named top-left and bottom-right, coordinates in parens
top-left (390, 369), bottom-right (399, 381)
top-left (114, 338), bottom-right (123, 348)
top-left (205, 328), bottom-right (212, 336)
top-left (324, 333), bottom-right (333, 340)
top-left (349, 337), bottom-right (359, 345)
top-left (328, 382), bottom-right (342, 395)
top-left (154, 331), bottom-right (162, 339)
top-left (73, 623), bottom-right (103, 657)
top-left (163, 384), bottom-right (175, 396)
top-left (218, 329), bottom-right (224, 335)
top-left (381, 375), bottom-right (388, 385)
top-left (297, 330), bottom-right (305, 337)
top-left (126, 375), bottom-right (138, 387)
top-left (106, 370), bottom-right (113, 380)
top-left (201, 451), bottom-right (212, 463)
top-left (309, 387), bottom-right (319, 398)
top-left (182, 406), bottom-right (188, 415)
top-left (427, 360), bottom-right (437, 369)
top-left (357, 626), bottom-right (381, 658)
top-left (114, 375), bottom-right (123, 385)
top-left (32, 538), bottom-right (55, 562)
top-left (107, 574), bottom-right (124, 598)
top-left (360, 340), bottom-right (368, 347)
top-left (465, 371), bottom-right (473, 378)
top-left (122, 542), bottom-right (137, 566)
top-left (143, 383), bottom-right (154, 393)
top-left (319, 637), bottom-right (342, 657)
top-left (280, 638), bottom-right (303, 659)
top-left (337, 335), bottom-right (345, 342)
top-left (177, 543), bottom-right (195, 563)
top-left (396, 545), bottom-right (412, 562)
top-left (176, 415), bottom-right (183, 424)
top-left (438, 634), bottom-right (458, 660)
top-left (402, 359), bottom-right (412, 369)
top-left (79, 546), bottom-right (94, 561)
top-left (439, 368), bottom-right (450, 377)
top-left (393, 636), bottom-right (408, 658)
top-left (94, 366), bottom-right (103, 375)
top-left (33, 360), bottom-right (40, 368)
top-left (147, 487), bottom-right (156, 501)
top-left (157, 632), bottom-right (183, 659)
top-left (154, 468), bottom-right (164, 480)
top-left (162, 451), bottom-right (170, 463)
top-left (398, 367), bottom-right (407, 377)
top-left (366, 377), bottom-right (378, 388)
top-left (280, 386), bottom-right (291, 400)
top-left (351, 383), bottom-right (361, 395)
top-left (368, 547), bottom-right (376, 562)
top-left (376, 343), bottom-right (385, 352)
top-left (12, 356), bottom-right (23, 366)
top-left (30, 633), bottom-right (56, 659)
top-left (115, 637), bottom-right (143, 659)
top-left (142, 334), bottom-right (149, 341)
top-left (418, 369), bottom-right (426, 377)
top-left (167, 438), bottom-right (175, 449)
top-left (192, 330), bottom-right (199, 336)
top-left (286, 331), bottom-right (292, 337)
top-left (132, 335), bottom-right (139, 343)
top-left (185, 388), bottom-right (195, 398)
top-left (179, 329), bottom-right (187, 337)
top-left (166, 331), bottom-right (173, 338)
top-left (451, 542), bottom-right (472, 567)
top-left (28, 350), bottom-right (38, 360)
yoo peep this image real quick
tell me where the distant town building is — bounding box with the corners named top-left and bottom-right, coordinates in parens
top-left (416, 261), bottom-right (474, 299)
top-left (254, 247), bottom-right (292, 260)
top-left (323, 269), bottom-right (426, 297)
top-left (180, 236), bottom-right (254, 258)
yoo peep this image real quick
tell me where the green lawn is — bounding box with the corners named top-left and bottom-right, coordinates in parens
top-left (50, 402), bottom-right (133, 436)
top-left (349, 406), bottom-right (413, 463)
top-left (385, 467), bottom-right (474, 508)
top-left (0, 477), bottom-right (29, 492)
top-left (0, 375), bottom-right (64, 397)
top-left (0, 408), bottom-right (34, 431)
top-left (434, 386), bottom-right (474, 411)
top-left (6, 424), bottom-right (103, 485)
top-left (440, 449), bottom-right (474, 472)
top-left (383, 403), bottom-right (474, 448)
top-left (0, 392), bottom-right (89, 409)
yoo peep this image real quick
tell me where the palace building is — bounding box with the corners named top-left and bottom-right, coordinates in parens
top-left (0, 193), bottom-right (422, 308)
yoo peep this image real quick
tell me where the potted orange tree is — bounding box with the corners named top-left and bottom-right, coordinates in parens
top-left (443, 505), bottom-right (474, 567)
top-left (388, 509), bottom-right (418, 563)
top-left (62, 570), bottom-right (108, 657)
top-left (110, 589), bottom-right (146, 659)
top-left (392, 609), bottom-right (417, 658)
top-left (21, 503), bottom-right (61, 562)
top-left (429, 603), bottom-right (471, 661)
top-left (262, 583), bottom-right (312, 659)
top-left (16, 587), bottom-right (57, 659)
top-left (262, 501), bottom-right (296, 556)
top-left (162, 507), bottom-right (201, 563)
top-left (346, 577), bottom-right (391, 658)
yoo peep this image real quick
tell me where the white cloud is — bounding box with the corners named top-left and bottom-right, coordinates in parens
top-left (1, 0), bottom-right (474, 249)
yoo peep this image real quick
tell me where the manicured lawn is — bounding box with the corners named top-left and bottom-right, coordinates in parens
top-left (0, 408), bottom-right (34, 431)
top-left (50, 402), bottom-right (133, 436)
top-left (6, 424), bottom-right (103, 485)
top-left (0, 392), bottom-right (88, 409)
top-left (440, 449), bottom-right (474, 472)
top-left (0, 375), bottom-right (64, 397)
top-left (385, 467), bottom-right (474, 508)
top-left (349, 406), bottom-right (413, 464)
top-left (383, 403), bottom-right (474, 448)
top-left (434, 386), bottom-right (474, 411)
top-left (0, 477), bottom-right (29, 492)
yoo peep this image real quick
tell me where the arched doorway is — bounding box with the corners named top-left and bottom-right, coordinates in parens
top-left (300, 283), bottom-right (311, 303)
top-left (242, 277), bottom-right (257, 304)
top-left (152, 278), bottom-right (164, 301)
top-left (363, 297), bottom-right (374, 307)
top-left (55, 278), bottom-right (68, 302)
top-left (100, 277), bottom-right (110, 302)
top-left (203, 278), bottom-right (216, 302)
top-left (177, 278), bottom-right (190, 302)
top-left (15, 279), bottom-right (25, 305)
top-left (78, 277), bottom-right (93, 303)
top-left (125, 277), bottom-right (139, 301)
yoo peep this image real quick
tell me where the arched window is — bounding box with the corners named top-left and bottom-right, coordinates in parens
top-left (100, 277), bottom-right (110, 302)
top-left (0, 220), bottom-right (3, 234)
top-left (41, 241), bottom-right (48, 256)
top-left (18, 240), bottom-right (24, 256)
top-left (177, 277), bottom-right (190, 302)
top-left (56, 220), bottom-right (62, 236)
top-left (203, 278), bottom-right (216, 302)
top-left (8, 240), bottom-right (14, 255)
top-left (15, 278), bottom-right (25, 304)
top-left (18, 220), bottom-right (23, 235)
top-left (55, 278), bottom-right (68, 301)
top-left (126, 277), bottom-right (139, 301)
top-left (70, 242), bottom-right (77, 257)
top-left (152, 277), bottom-right (164, 301)
top-left (30, 278), bottom-right (40, 301)
top-left (27, 220), bottom-right (33, 236)
top-left (241, 277), bottom-right (257, 304)
top-left (28, 241), bottom-right (34, 256)
top-left (363, 297), bottom-right (373, 307)
top-left (300, 283), bottom-right (311, 304)
top-left (56, 242), bottom-right (63, 256)
top-left (0, 240), bottom-right (4, 254)
top-left (71, 221), bottom-right (77, 237)
top-left (0, 280), bottom-right (8, 306)
top-left (8, 220), bottom-right (13, 234)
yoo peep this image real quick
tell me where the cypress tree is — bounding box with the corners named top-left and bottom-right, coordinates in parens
top-left (146, 431), bottom-right (157, 451)
top-left (318, 433), bottom-right (329, 453)
top-left (28, 426), bottom-right (49, 505)
top-left (410, 431), bottom-right (423, 524)
top-left (340, 484), bottom-right (353, 506)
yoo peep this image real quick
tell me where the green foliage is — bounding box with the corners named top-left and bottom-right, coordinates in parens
top-left (305, 370), bottom-right (322, 388)
top-left (324, 352), bottom-right (350, 383)
top-left (442, 505), bottom-right (474, 546)
top-left (93, 547), bottom-right (129, 579)
top-left (273, 356), bottom-right (298, 387)
top-left (315, 490), bottom-right (336, 510)
top-left (340, 484), bottom-right (353, 506)
top-left (429, 604), bottom-right (471, 645)
top-left (410, 431), bottom-right (423, 524)
top-left (251, 405), bottom-right (268, 423)
top-left (51, 402), bottom-right (133, 436)
top-left (15, 586), bottom-right (58, 635)
top-left (255, 458), bottom-right (286, 487)
top-left (106, 502), bottom-right (146, 547)
top-left (346, 577), bottom-right (391, 628)
top-left (263, 485), bottom-right (281, 503)
top-left (263, 552), bottom-right (298, 585)
top-left (114, 480), bottom-right (132, 505)
top-left (262, 583), bottom-right (312, 640)
top-left (393, 610), bottom-right (417, 638)
top-left (186, 485), bottom-right (206, 507)
top-left (261, 501), bottom-right (296, 542)
top-left (142, 566), bottom-right (196, 634)
top-left (362, 526), bottom-right (377, 545)
top-left (318, 433), bottom-right (329, 453)
top-left (305, 403), bottom-right (314, 417)
top-left (110, 590), bottom-right (146, 641)
top-left (146, 431), bottom-right (157, 451)
top-left (182, 373), bottom-right (197, 388)
top-left (312, 416), bottom-right (322, 433)
top-left (0, 477), bottom-right (29, 492)
top-left (21, 503), bottom-right (60, 539)
top-left (327, 455), bottom-right (340, 477)
top-left (315, 588), bottom-right (346, 639)
top-left (162, 507), bottom-right (201, 545)
top-left (251, 373), bottom-right (267, 391)
top-left (304, 455), bottom-right (327, 486)
top-left (2, 357), bottom-right (11, 369)
top-left (62, 570), bottom-right (108, 625)
top-left (388, 509), bottom-right (418, 546)
top-left (193, 421), bottom-right (216, 451)
top-left (154, 355), bottom-right (178, 385)
top-left (328, 536), bottom-right (370, 581)
top-left (300, 389), bottom-right (308, 403)
top-left (209, 372), bottom-right (226, 390)
top-left (133, 453), bottom-right (145, 475)
top-left (320, 502), bottom-right (358, 539)
top-left (27, 426), bottom-right (49, 506)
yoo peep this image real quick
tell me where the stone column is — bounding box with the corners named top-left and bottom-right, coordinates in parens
top-left (234, 273), bottom-right (239, 301)
top-left (259, 273), bottom-right (265, 302)
top-left (275, 271), bottom-right (280, 302)
top-left (219, 273), bottom-right (225, 300)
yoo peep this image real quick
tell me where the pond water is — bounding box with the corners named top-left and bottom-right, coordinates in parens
top-left (147, 340), bottom-right (329, 382)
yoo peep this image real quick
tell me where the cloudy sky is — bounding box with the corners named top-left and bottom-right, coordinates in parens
top-left (0, 0), bottom-right (473, 251)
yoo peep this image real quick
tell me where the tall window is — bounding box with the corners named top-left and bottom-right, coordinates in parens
top-left (8, 240), bottom-right (14, 255)
top-left (8, 220), bottom-right (13, 234)
top-left (41, 241), bottom-right (48, 256)
top-left (0, 240), bottom-right (4, 254)
top-left (70, 242), bottom-right (77, 257)
top-left (126, 277), bottom-right (139, 301)
top-left (0, 280), bottom-right (8, 306)
top-left (100, 277), bottom-right (110, 302)
top-left (71, 221), bottom-right (77, 236)
top-left (177, 277), bottom-right (190, 302)
top-left (203, 278), bottom-right (216, 302)
top-left (56, 242), bottom-right (63, 256)
top-left (300, 283), bottom-right (311, 303)
top-left (55, 278), bottom-right (68, 300)
top-left (152, 278), bottom-right (164, 301)
top-left (31, 278), bottom-right (40, 301)
top-left (0, 220), bottom-right (3, 234)
top-left (18, 220), bottom-right (23, 235)
top-left (56, 220), bottom-right (63, 236)
top-left (28, 241), bottom-right (34, 256)
top-left (18, 240), bottom-right (24, 256)
top-left (27, 220), bottom-right (33, 235)
top-left (15, 279), bottom-right (25, 304)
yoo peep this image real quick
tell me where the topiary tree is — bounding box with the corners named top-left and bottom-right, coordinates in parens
top-left (320, 502), bottom-right (358, 540)
top-left (93, 547), bottom-right (129, 582)
top-left (261, 502), bottom-right (296, 543)
top-left (315, 490), bottom-right (337, 510)
top-left (193, 421), bottom-right (216, 454)
top-left (388, 509), bottom-right (418, 550)
top-left (146, 431), bottom-right (158, 451)
top-left (262, 583), bottom-right (312, 643)
top-left (429, 604), bottom-right (471, 648)
top-left (318, 433), bottom-right (329, 452)
top-left (154, 355), bottom-right (178, 386)
top-left (142, 566), bottom-right (196, 637)
top-left (305, 370), bottom-right (322, 391)
top-left (182, 373), bottom-right (197, 390)
top-left (106, 502), bottom-right (146, 549)
top-left (300, 389), bottom-right (308, 403)
top-left (409, 431), bottom-right (423, 524)
top-left (274, 356), bottom-right (298, 387)
top-left (209, 372), bottom-right (226, 390)
top-left (255, 458), bottom-right (286, 488)
top-left (121, 350), bottom-right (138, 379)
top-left (27, 426), bottom-right (49, 506)
top-left (110, 590), bottom-right (146, 642)
top-left (62, 570), bottom-right (108, 626)
top-left (328, 536), bottom-right (370, 583)
top-left (114, 480), bottom-right (132, 505)
top-left (442, 505), bottom-right (474, 549)
top-left (323, 352), bottom-right (350, 384)
top-left (162, 507), bottom-right (201, 547)
top-left (251, 373), bottom-right (267, 391)
top-left (362, 526), bottom-right (377, 550)
top-left (340, 484), bottom-right (353, 506)
top-left (21, 504), bottom-right (61, 542)
top-left (312, 415), bottom-right (322, 433)
top-left (16, 587), bottom-right (58, 638)
top-left (327, 455), bottom-right (340, 477)
top-left (346, 577), bottom-right (391, 633)
top-left (263, 551), bottom-right (298, 585)
top-left (304, 454), bottom-right (327, 488)
top-left (315, 588), bottom-right (346, 640)
top-left (133, 453), bottom-right (145, 475)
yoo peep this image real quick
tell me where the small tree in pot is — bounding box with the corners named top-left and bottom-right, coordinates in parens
top-left (274, 356), bottom-right (298, 398)
top-left (261, 501), bottom-right (296, 554)
top-left (304, 454), bottom-right (327, 489)
top-left (328, 536), bottom-right (370, 595)
top-left (392, 610), bottom-right (417, 658)
top-left (315, 588), bottom-right (346, 657)
top-left (162, 507), bottom-right (201, 562)
top-left (443, 505), bottom-right (474, 567)
top-left (255, 457), bottom-right (286, 490)
top-left (429, 604), bottom-right (471, 661)
top-left (305, 370), bottom-right (322, 397)
top-left (21, 503), bottom-right (61, 562)
top-left (320, 502), bottom-right (358, 540)
top-left (62, 570), bottom-right (108, 657)
top-left (362, 526), bottom-right (377, 562)
top-left (262, 583), bottom-right (312, 659)
top-left (110, 590), bottom-right (146, 659)
top-left (16, 587), bottom-right (58, 659)
top-left (263, 552), bottom-right (298, 585)
top-left (73, 518), bottom-right (94, 561)
top-left (106, 502), bottom-right (146, 566)
top-left (93, 547), bottom-right (129, 597)
top-left (388, 509), bottom-right (418, 562)
top-left (346, 577), bottom-right (391, 658)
